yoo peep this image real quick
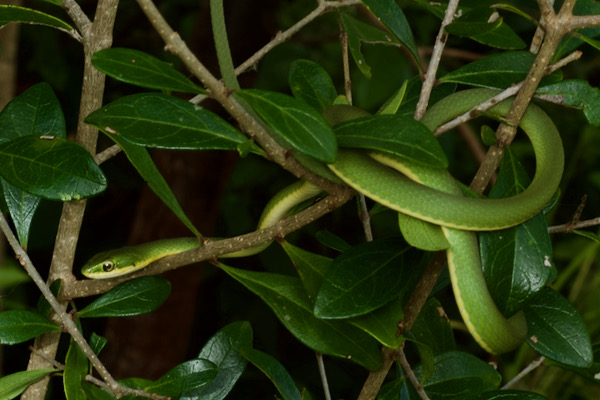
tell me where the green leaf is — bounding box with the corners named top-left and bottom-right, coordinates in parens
top-left (537, 79), bottom-right (600, 126)
top-left (524, 287), bottom-right (593, 368)
top-left (103, 135), bottom-right (200, 237)
top-left (2, 179), bottom-right (40, 248)
top-left (314, 231), bottom-right (351, 252)
top-left (0, 82), bottom-right (66, 142)
top-left (0, 310), bottom-right (59, 344)
top-left (145, 359), bottom-right (218, 396)
top-left (92, 48), bottom-right (204, 93)
top-left (470, 22), bottom-right (527, 50)
top-left (37, 279), bottom-right (62, 318)
top-left (82, 382), bottom-right (115, 400)
top-left (235, 89), bottom-right (337, 162)
top-left (0, 83), bottom-right (66, 239)
top-left (238, 348), bottom-right (301, 400)
top-left (334, 115), bottom-right (448, 168)
top-left (411, 351), bottom-right (501, 399)
top-left (0, 135), bottom-right (106, 201)
top-left (440, 51), bottom-right (561, 89)
top-left (182, 321), bottom-right (251, 400)
top-left (573, 230), bottom-right (600, 244)
top-left (408, 298), bottom-right (456, 356)
top-left (445, 7), bottom-right (503, 37)
top-left (481, 150), bottom-right (553, 316)
top-left (0, 369), bottom-right (56, 400)
top-left (471, 390), bottom-right (550, 400)
top-left (64, 339), bottom-right (89, 400)
top-left (360, 0), bottom-right (420, 70)
top-left (348, 297), bottom-right (404, 348)
top-left (289, 59), bottom-right (337, 113)
top-left (85, 93), bottom-right (247, 150)
top-left (281, 241), bottom-right (331, 301)
top-left (219, 264), bottom-right (381, 371)
top-left (78, 276), bottom-right (171, 318)
top-left (0, 5), bottom-right (76, 36)
top-left (314, 239), bottom-right (421, 319)
top-left (339, 12), bottom-right (400, 79)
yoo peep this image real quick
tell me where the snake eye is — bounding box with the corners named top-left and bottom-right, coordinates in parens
top-left (102, 261), bottom-right (115, 272)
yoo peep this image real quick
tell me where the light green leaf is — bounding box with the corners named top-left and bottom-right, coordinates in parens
top-left (85, 93), bottom-right (247, 150)
top-left (348, 297), bottom-right (404, 348)
top-left (289, 59), bottom-right (337, 113)
top-left (0, 369), bottom-right (57, 400)
top-left (334, 114), bottom-right (448, 168)
top-left (92, 48), bottom-right (205, 93)
top-left (78, 276), bottom-right (171, 318)
top-left (524, 288), bottom-right (593, 368)
top-left (0, 310), bottom-right (59, 344)
top-left (145, 359), bottom-right (218, 396)
top-left (0, 135), bottom-right (106, 201)
top-left (471, 390), bottom-right (550, 400)
top-left (235, 89), bottom-right (337, 162)
top-left (219, 264), bottom-right (381, 371)
top-left (239, 348), bottom-right (301, 400)
top-left (0, 5), bottom-right (77, 37)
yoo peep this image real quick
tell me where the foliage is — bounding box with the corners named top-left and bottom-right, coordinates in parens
top-left (1, 1), bottom-right (600, 399)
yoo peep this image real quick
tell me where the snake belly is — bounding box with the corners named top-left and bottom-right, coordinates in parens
top-left (328, 89), bottom-right (563, 353)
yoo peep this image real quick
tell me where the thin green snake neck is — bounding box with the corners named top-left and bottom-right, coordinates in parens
top-left (81, 88), bottom-right (564, 355)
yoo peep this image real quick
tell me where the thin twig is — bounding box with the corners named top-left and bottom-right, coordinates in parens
top-left (502, 356), bottom-right (546, 389)
top-left (414, 0), bottom-right (461, 120)
top-left (398, 346), bottom-right (431, 400)
top-left (548, 217), bottom-right (600, 234)
top-left (316, 353), bottom-right (332, 400)
top-left (94, 143), bottom-right (122, 164)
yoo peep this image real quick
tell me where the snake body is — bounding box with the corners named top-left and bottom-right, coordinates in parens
top-left (82, 89), bottom-right (564, 354)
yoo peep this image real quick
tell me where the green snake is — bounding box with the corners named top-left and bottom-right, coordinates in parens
top-left (82, 88), bottom-right (564, 354)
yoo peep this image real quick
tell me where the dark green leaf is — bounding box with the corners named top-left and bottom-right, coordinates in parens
top-left (470, 22), bottom-right (527, 50)
top-left (82, 382), bottom-right (115, 400)
top-left (348, 297), bottom-right (404, 348)
top-left (235, 89), bottom-right (337, 162)
top-left (537, 79), bottom-right (600, 126)
top-left (440, 52), bottom-right (561, 88)
top-left (360, 0), bottom-right (420, 69)
top-left (0, 369), bottom-right (57, 400)
top-left (281, 241), bottom-right (331, 301)
top-left (89, 332), bottom-right (108, 356)
top-left (334, 115), bottom-right (447, 168)
top-left (0, 135), bottom-right (106, 201)
top-left (182, 321), bottom-right (252, 400)
top-left (554, 0), bottom-right (600, 59)
top-left (445, 7), bottom-right (502, 37)
top-left (289, 59), bottom-right (337, 112)
top-left (239, 348), bottom-right (301, 400)
top-left (314, 239), bottom-right (420, 319)
top-left (219, 264), bottom-right (381, 371)
top-left (78, 276), bottom-right (171, 318)
top-left (145, 359), bottom-right (217, 396)
top-left (0, 5), bottom-right (75, 36)
top-left (481, 150), bottom-right (553, 316)
top-left (85, 93), bottom-right (247, 150)
top-left (573, 230), bottom-right (600, 244)
top-left (0, 82), bottom-right (66, 142)
top-left (92, 48), bottom-right (204, 93)
top-left (0, 310), bottom-right (59, 344)
top-left (64, 339), bottom-right (89, 400)
top-left (103, 135), bottom-right (200, 237)
top-left (412, 351), bottom-right (501, 399)
top-left (314, 231), bottom-right (351, 252)
top-left (2, 179), bottom-right (40, 248)
top-left (471, 390), bottom-right (550, 400)
top-left (524, 287), bottom-right (593, 368)
top-left (408, 298), bottom-right (456, 356)
top-left (339, 12), bottom-right (400, 79)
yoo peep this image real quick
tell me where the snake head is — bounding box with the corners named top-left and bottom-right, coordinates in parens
top-left (81, 247), bottom-right (147, 279)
